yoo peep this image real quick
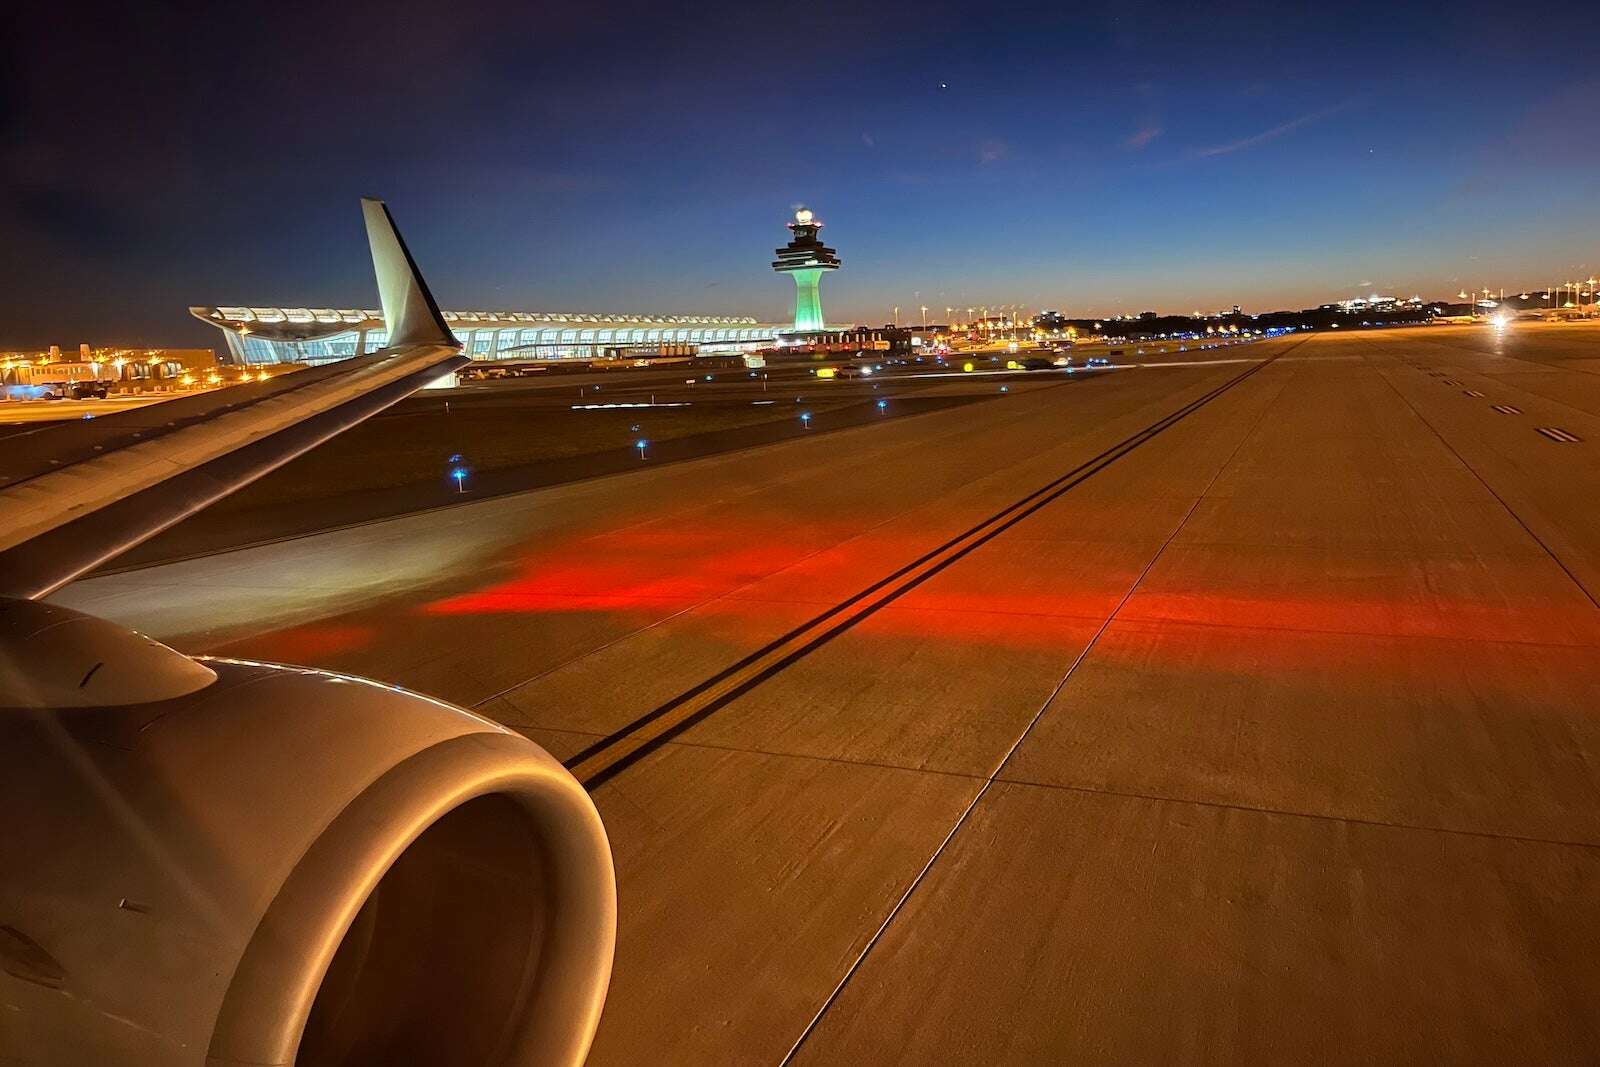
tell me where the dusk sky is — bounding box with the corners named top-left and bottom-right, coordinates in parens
top-left (5, 0), bottom-right (1599, 346)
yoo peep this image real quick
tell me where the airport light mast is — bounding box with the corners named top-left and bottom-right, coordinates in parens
top-left (772, 208), bottom-right (840, 333)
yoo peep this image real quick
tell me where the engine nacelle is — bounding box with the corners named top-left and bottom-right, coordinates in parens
top-left (0, 599), bottom-right (615, 1065)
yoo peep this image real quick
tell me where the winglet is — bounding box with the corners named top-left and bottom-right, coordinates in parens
top-left (361, 197), bottom-right (457, 349)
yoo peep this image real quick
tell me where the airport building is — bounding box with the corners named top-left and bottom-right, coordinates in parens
top-left (190, 306), bottom-right (789, 366)
top-left (194, 205), bottom-right (851, 365)
top-left (771, 208), bottom-right (841, 333)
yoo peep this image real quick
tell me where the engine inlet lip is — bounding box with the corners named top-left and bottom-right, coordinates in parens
top-left (205, 730), bottom-right (616, 1067)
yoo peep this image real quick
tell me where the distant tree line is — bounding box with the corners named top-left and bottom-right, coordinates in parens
top-left (1034, 306), bottom-right (1436, 338)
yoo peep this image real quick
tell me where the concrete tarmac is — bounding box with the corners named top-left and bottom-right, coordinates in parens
top-left (54, 323), bottom-right (1600, 1064)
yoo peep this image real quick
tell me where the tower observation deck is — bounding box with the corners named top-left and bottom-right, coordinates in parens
top-left (771, 208), bottom-right (840, 333)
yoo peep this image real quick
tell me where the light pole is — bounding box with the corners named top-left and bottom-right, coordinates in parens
top-left (920, 305), bottom-right (928, 329)
top-left (893, 306), bottom-right (900, 327)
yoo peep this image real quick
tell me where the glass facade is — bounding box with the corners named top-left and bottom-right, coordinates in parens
top-left (192, 307), bottom-right (779, 366)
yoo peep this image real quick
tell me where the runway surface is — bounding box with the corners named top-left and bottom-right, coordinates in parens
top-left (56, 323), bottom-right (1600, 1063)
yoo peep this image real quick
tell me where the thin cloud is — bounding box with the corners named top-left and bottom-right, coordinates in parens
top-left (1197, 100), bottom-right (1356, 158)
top-left (1122, 124), bottom-right (1163, 151)
top-left (977, 139), bottom-right (1009, 165)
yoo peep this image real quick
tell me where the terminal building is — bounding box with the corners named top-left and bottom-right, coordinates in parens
top-left (190, 306), bottom-right (788, 366)
top-left (193, 206), bottom-right (850, 366)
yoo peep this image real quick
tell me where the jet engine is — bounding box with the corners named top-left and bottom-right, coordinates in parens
top-left (0, 598), bottom-right (615, 1066)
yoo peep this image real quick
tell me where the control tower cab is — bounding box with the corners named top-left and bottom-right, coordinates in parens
top-left (771, 208), bottom-right (841, 333)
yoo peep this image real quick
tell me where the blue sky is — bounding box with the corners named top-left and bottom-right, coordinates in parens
top-left (3, 0), bottom-right (1598, 344)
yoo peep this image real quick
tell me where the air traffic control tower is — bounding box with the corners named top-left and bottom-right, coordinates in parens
top-left (772, 208), bottom-right (840, 333)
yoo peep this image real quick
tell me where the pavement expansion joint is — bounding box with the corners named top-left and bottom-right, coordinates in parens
top-left (564, 346), bottom-right (1300, 789)
top-left (990, 776), bottom-right (1600, 852)
top-left (649, 737), bottom-right (989, 782)
top-left (777, 345), bottom-right (1298, 1065)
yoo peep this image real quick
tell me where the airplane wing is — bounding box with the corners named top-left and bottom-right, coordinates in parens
top-left (0, 199), bottom-right (466, 600)
top-left (0, 199), bottom-right (615, 1067)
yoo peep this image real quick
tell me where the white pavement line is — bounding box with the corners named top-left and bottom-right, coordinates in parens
top-left (1374, 360), bottom-right (1600, 611)
top-left (1131, 357), bottom-right (1260, 368)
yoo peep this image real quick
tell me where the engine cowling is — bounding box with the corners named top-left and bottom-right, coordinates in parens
top-left (0, 599), bottom-right (615, 1066)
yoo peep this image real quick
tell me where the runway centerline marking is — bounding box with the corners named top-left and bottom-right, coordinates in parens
top-left (562, 342), bottom-right (1297, 788)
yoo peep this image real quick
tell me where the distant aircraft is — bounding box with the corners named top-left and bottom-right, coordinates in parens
top-left (0, 201), bottom-right (615, 1066)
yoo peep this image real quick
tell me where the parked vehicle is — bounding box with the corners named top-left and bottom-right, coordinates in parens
top-left (2, 363), bottom-right (112, 400)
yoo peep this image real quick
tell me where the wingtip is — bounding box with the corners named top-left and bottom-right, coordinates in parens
top-left (362, 198), bottom-right (455, 350)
